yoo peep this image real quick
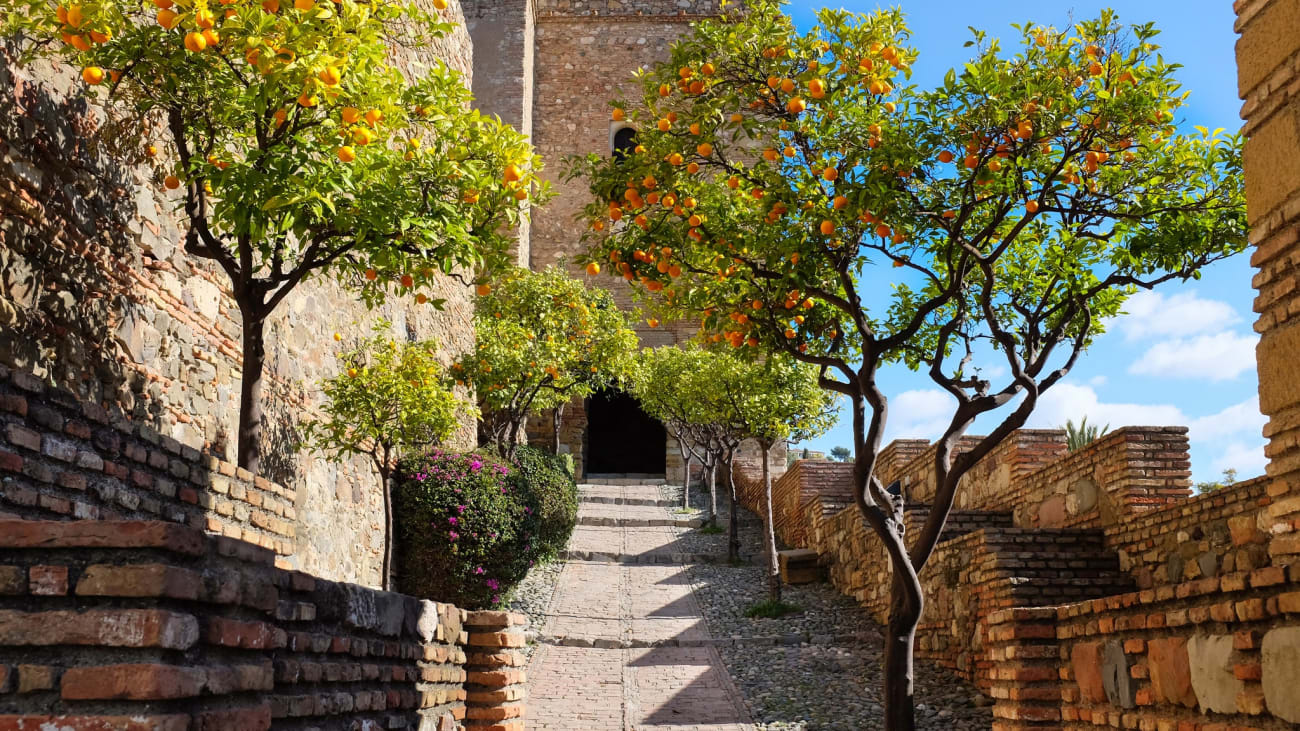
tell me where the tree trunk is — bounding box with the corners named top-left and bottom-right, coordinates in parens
top-left (726, 457), bottom-right (740, 563)
top-left (884, 575), bottom-right (922, 731)
top-left (706, 460), bottom-right (717, 526)
top-left (682, 443), bottom-right (692, 511)
top-left (237, 311), bottom-right (266, 473)
top-left (552, 404), bottom-right (564, 455)
top-left (379, 463), bottom-right (394, 592)
top-left (761, 442), bottom-right (780, 602)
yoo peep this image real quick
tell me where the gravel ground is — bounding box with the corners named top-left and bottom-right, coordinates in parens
top-left (666, 484), bottom-right (993, 731)
top-left (503, 557), bottom-right (563, 662)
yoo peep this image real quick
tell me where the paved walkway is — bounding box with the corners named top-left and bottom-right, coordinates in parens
top-left (528, 483), bottom-right (755, 731)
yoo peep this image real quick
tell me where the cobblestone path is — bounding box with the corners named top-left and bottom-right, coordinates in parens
top-left (527, 482), bottom-right (756, 731)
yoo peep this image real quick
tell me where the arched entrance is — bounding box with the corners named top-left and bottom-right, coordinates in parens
top-left (584, 388), bottom-right (666, 476)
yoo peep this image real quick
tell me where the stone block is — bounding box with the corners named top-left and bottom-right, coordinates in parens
top-left (1187, 633), bottom-right (1243, 714)
top-left (1101, 639), bottom-right (1136, 709)
top-left (1070, 641), bottom-right (1106, 703)
top-left (1262, 626), bottom-right (1300, 723)
top-left (1147, 637), bottom-right (1196, 708)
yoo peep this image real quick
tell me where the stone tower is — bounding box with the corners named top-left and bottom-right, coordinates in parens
top-left (468, 0), bottom-right (730, 481)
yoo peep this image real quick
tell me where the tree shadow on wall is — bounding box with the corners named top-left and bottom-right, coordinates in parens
top-left (0, 41), bottom-right (169, 430)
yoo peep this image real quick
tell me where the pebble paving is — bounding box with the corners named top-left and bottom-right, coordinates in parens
top-left (519, 480), bottom-right (993, 730)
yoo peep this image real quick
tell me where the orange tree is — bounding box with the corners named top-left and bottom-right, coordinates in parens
top-left (453, 266), bottom-right (637, 458)
top-left (303, 326), bottom-right (467, 589)
top-left (566, 2), bottom-right (1245, 726)
top-left (3, 0), bottom-right (543, 472)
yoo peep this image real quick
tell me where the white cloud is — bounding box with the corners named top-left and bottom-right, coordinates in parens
top-left (1187, 396), bottom-right (1266, 442)
top-left (1088, 375), bottom-right (1108, 388)
top-left (1210, 440), bottom-right (1267, 479)
top-left (1113, 290), bottom-right (1240, 342)
top-left (885, 389), bottom-right (956, 440)
top-left (1026, 382), bottom-right (1186, 431)
top-left (1128, 332), bottom-right (1258, 381)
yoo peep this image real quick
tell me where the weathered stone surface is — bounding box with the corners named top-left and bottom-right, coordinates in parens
top-left (1148, 637), bottom-right (1196, 708)
top-left (1071, 641), bottom-right (1106, 703)
top-left (1262, 626), bottom-right (1300, 723)
top-left (1101, 639), bottom-right (1136, 709)
top-left (1188, 633), bottom-right (1242, 714)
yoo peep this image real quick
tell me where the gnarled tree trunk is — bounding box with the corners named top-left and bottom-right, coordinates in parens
top-left (726, 454), bottom-right (740, 563)
top-left (237, 309), bottom-right (267, 473)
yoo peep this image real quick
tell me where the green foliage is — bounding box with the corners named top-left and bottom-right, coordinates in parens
top-left (3, 0), bottom-right (544, 296)
top-left (394, 449), bottom-right (539, 608)
top-left (744, 599), bottom-right (801, 618)
top-left (830, 446), bottom-right (851, 462)
top-left (455, 266), bottom-right (638, 454)
top-left (697, 523), bottom-right (725, 535)
top-left (510, 445), bottom-right (578, 561)
top-left (1195, 468), bottom-right (1239, 495)
top-left (1062, 417), bottom-right (1109, 452)
top-left (303, 325), bottom-right (468, 471)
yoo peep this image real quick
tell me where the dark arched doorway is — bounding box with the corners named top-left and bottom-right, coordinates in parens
top-left (585, 388), bottom-right (666, 476)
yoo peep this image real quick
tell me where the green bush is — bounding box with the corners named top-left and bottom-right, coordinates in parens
top-left (510, 445), bottom-right (578, 561)
top-left (394, 449), bottom-right (540, 608)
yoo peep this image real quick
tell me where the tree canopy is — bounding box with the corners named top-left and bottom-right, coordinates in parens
top-left (454, 266), bottom-right (638, 456)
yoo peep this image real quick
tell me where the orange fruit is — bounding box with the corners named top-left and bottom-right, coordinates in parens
top-left (786, 97), bottom-right (806, 114)
top-left (611, 108), bottom-right (625, 121)
top-left (938, 150), bottom-right (954, 164)
top-left (808, 79), bottom-right (826, 99)
top-left (183, 31), bottom-right (207, 52)
top-left (194, 8), bottom-right (214, 27)
top-left (432, 0), bottom-right (447, 8)
top-left (89, 29), bottom-right (110, 43)
top-left (351, 127), bottom-right (373, 145)
top-left (696, 142), bottom-right (713, 157)
top-left (667, 153), bottom-right (683, 166)
top-left (657, 118), bottom-right (671, 132)
top-left (585, 262), bottom-right (601, 276)
top-left (341, 106), bottom-right (361, 124)
top-left (400, 274), bottom-right (414, 288)
top-left (822, 167), bottom-right (838, 181)
top-left (701, 63), bottom-right (716, 76)
top-left (364, 268), bottom-right (378, 281)
top-left (201, 29), bottom-right (219, 46)
top-left (163, 174), bottom-right (181, 190)
top-left (81, 66), bottom-right (105, 85)
top-left (833, 195), bottom-right (848, 210)
top-left (337, 146), bottom-right (356, 162)
top-left (503, 164), bottom-right (523, 182)
top-left (1026, 200), bottom-right (1039, 214)
top-left (819, 220), bottom-right (834, 236)
top-left (475, 284), bottom-right (491, 296)
top-left (156, 7), bottom-right (179, 26)
top-left (319, 66), bottom-right (341, 86)
top-left (294, 0), bottom-right (314, 9)
top-left (262, 0), bottom-right (279, 10)
top-left (364, 108), bottom-right (382, 126)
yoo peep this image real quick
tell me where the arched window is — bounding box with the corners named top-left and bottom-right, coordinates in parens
top-left (612, 126), bottom-right (637, 160)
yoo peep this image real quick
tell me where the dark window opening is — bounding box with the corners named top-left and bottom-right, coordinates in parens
top-left (612, 126), bottom-right (637, 161)
top-left (585, 388), bottom-right (666, 475)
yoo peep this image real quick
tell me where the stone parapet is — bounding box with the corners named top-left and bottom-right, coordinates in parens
top-left (0, 366), bottom-right (297, 558)
top-left (462, 611), bottom-right (529, 731)
top-left (0, 519), bottom-right (476, 729)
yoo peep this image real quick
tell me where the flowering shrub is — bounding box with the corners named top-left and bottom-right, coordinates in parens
top-left (393, 449), bottom-right (539, 608)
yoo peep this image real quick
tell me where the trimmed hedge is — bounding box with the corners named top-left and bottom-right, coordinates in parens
top-left (394, 446), bottom-right (578, 608)
top-left (511, 445), bottom-right (578, 561)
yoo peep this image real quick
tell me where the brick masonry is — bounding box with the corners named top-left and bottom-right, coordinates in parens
top-left (0, 0), bottom-right (479, 588)
top-left (0, 518), bottom-right (528, 729)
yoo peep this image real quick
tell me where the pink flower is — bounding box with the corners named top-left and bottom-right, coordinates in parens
top-left (474, 566), bottom-right (485, 575)
top-left (485, 578), bottom-right (499, 591)
top-left (448, 516), bottom-right (458, 525)
top-left (448, 531), bottom-right (459, 541)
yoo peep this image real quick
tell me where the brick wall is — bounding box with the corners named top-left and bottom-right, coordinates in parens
top-left (0, 2), bottom-right (479, 588)
top-left (0, 520), bottom-right (528, 730)
top-left (0, 365), bottom-right (298, 558)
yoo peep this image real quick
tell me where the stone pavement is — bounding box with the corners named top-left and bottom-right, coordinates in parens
top-left (527, 483), bottom-right (755, 730)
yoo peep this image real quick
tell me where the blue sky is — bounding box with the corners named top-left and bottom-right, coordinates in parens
top-left (786, 1), bottom-right (1263, 484)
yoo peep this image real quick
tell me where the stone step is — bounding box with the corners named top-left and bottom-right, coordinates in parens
top-left (559, 550), bottom-right (735, 565)
top-left (576, 516), bottom-right (705, 528)
top-left (583, 476), bottom-right (666, 486)
top-left (538, 630), bottom-right (879, 649)
top-left (578, 495), bottom-right (677, 507)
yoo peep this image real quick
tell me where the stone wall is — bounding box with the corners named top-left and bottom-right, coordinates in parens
top-left (464, 0), bottom-right (534, 266)
top-left (0, 366), bottom-right (298, 557)
top-left (0, 1), bottom-right (479, 587)
top-left (0, 519), bottom-right (529, 730)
